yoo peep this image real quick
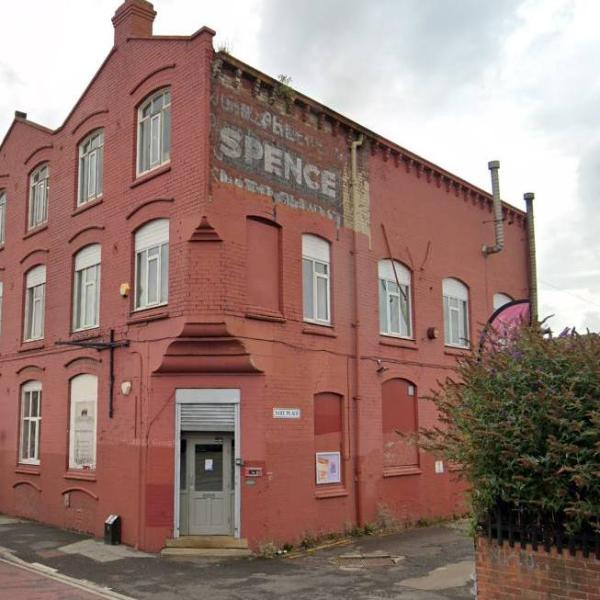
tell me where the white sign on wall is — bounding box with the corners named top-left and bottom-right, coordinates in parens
top-left (273, 408), bottom-right (301, 419)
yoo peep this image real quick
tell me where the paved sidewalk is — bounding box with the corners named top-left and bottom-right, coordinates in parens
top-left (0, 515), bottom-right (474, 599)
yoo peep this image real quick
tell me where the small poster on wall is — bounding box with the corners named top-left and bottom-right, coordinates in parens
top-left (315, 452), bottom-right (341, 485)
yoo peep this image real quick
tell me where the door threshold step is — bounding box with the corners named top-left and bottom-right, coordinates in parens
top-left (161, 547), bottom-right (252, 558)
top-left (164, 535), bottom-right (249, 549)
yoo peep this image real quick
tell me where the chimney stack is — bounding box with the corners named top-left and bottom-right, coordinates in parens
top-left (112, 0), bottom-right (156, 47)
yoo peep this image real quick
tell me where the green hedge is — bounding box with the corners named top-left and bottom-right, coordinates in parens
top-left (422, 328), bottom-right (600, 534)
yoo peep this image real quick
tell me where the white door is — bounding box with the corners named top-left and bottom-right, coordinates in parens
top-left (184, 434), bottom-right (233, 535)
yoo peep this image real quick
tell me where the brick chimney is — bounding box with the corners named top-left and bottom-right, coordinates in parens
top-left (112, 0), bottom-right (157, 46)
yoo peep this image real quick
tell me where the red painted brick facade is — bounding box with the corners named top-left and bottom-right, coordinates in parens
top-left (0, 0), bottom-right (530, 551)
top-left (477, 538), bottom-right (600, 599)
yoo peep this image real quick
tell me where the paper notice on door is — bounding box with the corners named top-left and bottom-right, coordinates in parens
top-left (205, 459), bottom-right (214, 471)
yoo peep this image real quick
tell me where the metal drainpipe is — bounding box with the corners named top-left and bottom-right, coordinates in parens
top-left (350, 133), bottom-right (364, 527)
top-left (524, 192), bottom-right (538, 323)
top-left (482, 160), bottom-right (505, 255)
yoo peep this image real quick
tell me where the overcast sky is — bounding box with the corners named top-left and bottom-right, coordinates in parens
top-left (1, 0), bottom-right (599, 333)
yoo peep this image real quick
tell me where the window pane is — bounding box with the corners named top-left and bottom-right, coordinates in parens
top-left (136, 251), bottom-right (147, 307)
top-left (140, 120), bottom-right (150, 172)
top-left (97, 146), bottom-right (103, 196)
top-left (460, 300), bottom-right (468, 344)
top-left (23, 391), bottom-right (31, 418)
top-left (160, 243), bottom-right (168, 303)
top-left (400, 285), bottom-right (410, 337)
top-left (390, 294), bottom-right (400, 333)
top-left (316, 276), bottom-right (328, 321)
top-left (315, 261), bottom-right (327, 275)
top-left (379, 280), bottom-right (388, 332)
top-left (303, 259), bottom-right (314, 319)
top-left (22, 422), bottom-right (30, 459)
top-left (150, 114), bottom-right (160, 166)
top-left (79, 156), bottom-right (88, 203)
top-left (162, 106), bottom-right (171, 161)
top-left (31, 391), bottom-right (39, 417)
top-left (29, 420), bottom-right (37, 459)
top-left (88, 151), bottom-right (97, 198)
top-left (443, 297), bottom-right (450, 342)
top-left (450, 308), bottom-right (459, 345)
top-left (147, 256), bottom-right (158, 304)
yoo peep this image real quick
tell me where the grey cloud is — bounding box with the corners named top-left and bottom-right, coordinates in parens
top-left (0, 63), bottom-right (22, 86)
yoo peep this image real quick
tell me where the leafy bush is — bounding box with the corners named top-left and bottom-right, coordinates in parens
top-left (421, 327), bottom-right (600, 534)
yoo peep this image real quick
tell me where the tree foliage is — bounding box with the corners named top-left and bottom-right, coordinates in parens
top-left (421, 327), bottom-right (600, 534)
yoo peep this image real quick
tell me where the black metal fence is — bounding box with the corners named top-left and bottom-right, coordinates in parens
top-left (480, 502), bottom-right (600, 560)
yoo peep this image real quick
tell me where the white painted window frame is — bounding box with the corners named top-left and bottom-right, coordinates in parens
top-left (378, 260), bottom-right (412, 338)
top-left (78, 130), bottom-right (104, 206)
top-left (20, 380), bottom-right (42, 465)
top-left (134, 219), bottom-right (169, 310)
top-left (24, 266), bottom-right (46, 342)
top-left (0, 190), bottom-right (6, 244)
top-left (493, 292), bottom-right (513, 311)
top-left (302, 235), bottom-right (331, 325)
top-left (137, 89), bottom-right (171, 176)
top-left (28, 165), bottom-right (49, 230)
top-left (443, 278), bottom-right (470, 348)
top-left (73, 245), bottom-right (101, 331)
top-left (68, 374), bottom-right (98, 471)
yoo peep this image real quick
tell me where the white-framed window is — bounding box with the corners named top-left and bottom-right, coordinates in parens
top-left (24, 265), bottom-right (46, 341)
top-left (0, 190), bottom-right (6, 244)
top-left (493, 292), bottom-right (513, 311)
top-left (135, 219), bottom-right (169, 310)
top-left (73, 245), bottom-right (101, 331)
top-left (378, 260), bottom-right (412, 338)
top-left (69, 374), bottom-right (98, 471)
top-left (443, 278), bottom-right (470, 348)
top-left (28, 164), bottom-right (49, 230)
top-left (302, 234), bottom-right (331, 324)
top-left (20, 380), bottom-right (42, 465)
top-left (137, 88), bottom-right (171, 175)
top-left (78, 130), bottom-right (104, 205)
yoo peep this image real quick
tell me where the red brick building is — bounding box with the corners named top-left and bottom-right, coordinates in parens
top-left (0, 0), bottom-right (530, 552)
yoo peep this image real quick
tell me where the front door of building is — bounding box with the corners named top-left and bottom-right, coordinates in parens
top-left (181, 434), bottom-right (233, 536)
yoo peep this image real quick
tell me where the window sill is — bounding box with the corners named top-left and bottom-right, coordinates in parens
top-left (23, 224), bottom-right (48, 240)
top-left (128, 307), bottom-right (169, 325)
top-left (130, 163), bottom-right (171, 189)
top-left (383, 465), bottom-right (422, 478)
top-left (64, 470), bottom-right (97, 482)
top-left (444, 346), bottom-right (471, 357)
top-left (15, 465), bottom-right (40, 475)
top-left (70, 328), bottom-right (101, 340)
top-left (245, 310), bottom-right (285, 323)
top-left (379, 337), bottom-right (418, 351)
top-left (72, 197), bottom-right (103, 216)
top-left (315, 486), bottom-right (348, 499)
top-left (302, 324), bottom-right (337, 338)
top-left (19, 340), bottom-right (45, 352)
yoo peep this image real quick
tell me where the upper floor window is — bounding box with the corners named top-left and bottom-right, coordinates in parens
top-left (69, 374), bottom-right (98, 471)
top-left (20, 380), bottom-right (42, 465)
top-left (493, 292), bottom-right (513, 311)
top-left (78, 130), bottom-right (104, 206)
top-left (302, 234), bottom-right (331, 325)
top-left (137, 89), bottom-right (171, 175)
top-left (29, 164), bottom-right (49, 230)
top-left (0, 190), bottom-right (6, 244)
top-left (73, 245), bottom-right (101, 331)
top-left (378, 260), bottom-right (412, 338)
top-left (443, 278), bottom-right (469, 348)
top-left (135, 219), bottom-right (169, 310)
top-left (24, 265), bottom-right (46, 341)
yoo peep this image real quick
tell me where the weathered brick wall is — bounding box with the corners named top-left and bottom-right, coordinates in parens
top-left (476, 537), bottom-right (600, 600)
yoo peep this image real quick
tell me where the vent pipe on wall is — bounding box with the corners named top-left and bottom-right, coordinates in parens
top-left (482, 160), bottom-right (505, 255)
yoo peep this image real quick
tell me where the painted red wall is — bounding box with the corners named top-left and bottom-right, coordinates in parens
top-left (0, 1), bottom-right (529, 552)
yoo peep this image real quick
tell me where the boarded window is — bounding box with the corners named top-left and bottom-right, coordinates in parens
top-left (246, 217), bottom-right (281, 313)
top-left (381, 378), bottom-right (418, 469)
top-left (314, 392), bottom-right (343, 484)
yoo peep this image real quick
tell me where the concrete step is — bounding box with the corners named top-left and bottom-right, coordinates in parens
top-left (164, 536), bottom-right (249, 549)
top-left (161, 547), bottom-right (252, 558)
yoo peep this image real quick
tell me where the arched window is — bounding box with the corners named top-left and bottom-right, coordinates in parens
top-left (78, 130), bottom-right (104, 205)
top-left (378, 260), bottom-right (412, 338)
top-left (20, 380), bottom-right (42, 465)
top-left (381, 378), bottom-right (418, 470)
top-left (442, 278), bottom-right (469, 348)
top-left (24, 265), bottom-right (46, 341)
top-left (135, 219), bottom-right (169, 309)
top-left (73, 244), bottom-right (101, 331)
top-left (314, 392), bottom-right (343, 485)
top-left (302, 234), bottom-right (331, 324)
top-left (493, 292), bottom-right (513, 311)
top-left (137, 88), bottom-right (171, 175)
top-left (69, 374), bottom-right (98, 471)
top-left (29, 164), bottom-right (49, 230)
